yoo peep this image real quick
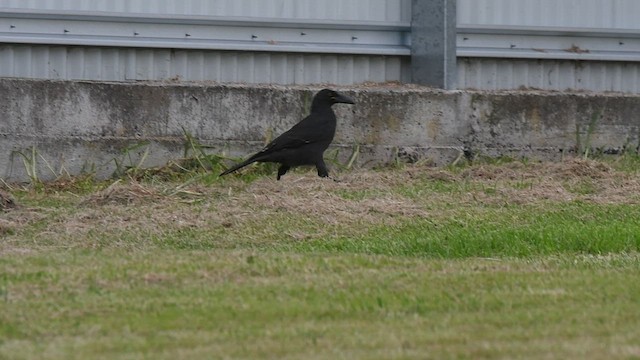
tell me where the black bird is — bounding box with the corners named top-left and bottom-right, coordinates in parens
top-left (220, 89), bottom-right (355, 180)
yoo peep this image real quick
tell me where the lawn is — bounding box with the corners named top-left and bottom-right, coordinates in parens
top-left (1, 157), bottom-right (640, 359)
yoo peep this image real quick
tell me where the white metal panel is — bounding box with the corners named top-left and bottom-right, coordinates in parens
top-left (1, 0), bottom-right (640, 92)
top-left (457, 58), bottom-right (640, 93)
top-left (0, 44), bottom-right (410, 84)
top-left (0, 0), bottom-right (411, 22)
top-left (458, 0), bottom-right (640, 30)
top-left (456, 0), bottom-right (640, 92)
top-left (2, 43), bottom-right (638, 92)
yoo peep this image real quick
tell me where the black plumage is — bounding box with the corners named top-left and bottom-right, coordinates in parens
top-left (220, 89), bottom-right (354, 180)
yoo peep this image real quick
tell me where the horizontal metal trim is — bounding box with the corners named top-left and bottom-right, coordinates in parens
top-left (0, 8), bottom-right (411, 31)
top-left (458, 49), bottom-right (640, 62)
top-left (0, 9), bottom-right (410, 55)
top-left (458, 25), bottom-right (640, 62)
top-left (1, 9), bottom-right (638, 62)
top-left (0, 34), bottom-right (410, 55)
top-left (458, 24), bottom-right (640, 39)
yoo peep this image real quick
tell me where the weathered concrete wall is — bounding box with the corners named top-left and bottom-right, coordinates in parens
top-left (1, 78), bottom-right (638, 181)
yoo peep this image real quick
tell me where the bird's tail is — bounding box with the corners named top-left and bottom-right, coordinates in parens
top-left (219, 157), bottom-right (258, 177)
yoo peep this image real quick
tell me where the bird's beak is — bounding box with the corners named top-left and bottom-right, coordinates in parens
top-left (334, 92), bottom-right (355, 105)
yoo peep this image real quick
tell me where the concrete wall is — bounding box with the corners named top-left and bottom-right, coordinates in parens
top-left (1, 78), bottom-right (638, 182)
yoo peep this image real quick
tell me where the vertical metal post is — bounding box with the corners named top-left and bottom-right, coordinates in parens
top-left (411, 0), bottom-right (457, 89)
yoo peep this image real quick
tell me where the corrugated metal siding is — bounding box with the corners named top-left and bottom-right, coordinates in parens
top-left (0, 0), bottom-right (411, 22)
top-left (456, 0), bottom-right (640, 92)
top-left (0, 0), bottom-right (411, 85)
top-left (458, 0), bottom-right (640, 30)
top-left (1, 0), bottom-right (640, 92)
top-left (457, 58), bottom-right (640, 93)
top-left (0, 44), bottom-right (410, 84)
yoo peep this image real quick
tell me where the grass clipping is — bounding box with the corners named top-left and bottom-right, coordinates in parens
top-left (83, 180), bottom-right (165, 206)
top-left (246, 176), bottom-right (429, 225)
top-left (2, 158), bottom-right (639, 243)
top-left (0, 189), bottom-right (17, 210)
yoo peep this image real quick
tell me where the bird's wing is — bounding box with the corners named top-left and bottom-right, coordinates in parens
top-left (219, 122), bottom-right (317, 176)
top-left (251, 114), bottom-right (325, 157)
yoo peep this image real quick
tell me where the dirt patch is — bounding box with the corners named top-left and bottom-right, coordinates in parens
top-left (1, 189), bottom-right (17, 210)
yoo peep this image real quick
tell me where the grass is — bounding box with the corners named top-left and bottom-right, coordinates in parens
top-left (2, 251), bottom-right (639, 359)
top-left (295, 202), bottom-right (640, 258)
top-left (2, 157), bottom-right (640, 359)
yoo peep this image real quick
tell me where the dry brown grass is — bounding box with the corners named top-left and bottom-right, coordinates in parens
top-left (464, 159), bottom-right (639, 204)
top-left (83, 180), bottom-right (165, 206)
top-left (1, 158), bottom-right (639, 248)
top-left (245, 176), bottom-right (428, 224)
top-left (0, 189), bottom-right (17, 210)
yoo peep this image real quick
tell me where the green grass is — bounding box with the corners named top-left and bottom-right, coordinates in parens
top-left (2, 251), bottom-right (639, 359)
top-left (2, 159), bottom-right (640, 359)
top-left (294, 202), bottom-right (640, 258)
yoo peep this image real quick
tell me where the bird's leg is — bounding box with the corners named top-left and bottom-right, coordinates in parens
top-left (316, 160), bottom-right (341, 182)
top-left (277, 165), bottom-right (290, 180)
top-left (315, 160), bottom-right (329, 178)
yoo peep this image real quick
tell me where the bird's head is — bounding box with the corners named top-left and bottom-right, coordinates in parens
top-left (314, 89), bottom-right (355, 107)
